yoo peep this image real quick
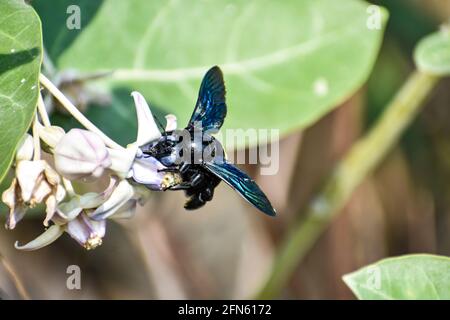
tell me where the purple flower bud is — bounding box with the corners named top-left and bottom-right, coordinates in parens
top-left (54, 129), bottom-right (112, 181)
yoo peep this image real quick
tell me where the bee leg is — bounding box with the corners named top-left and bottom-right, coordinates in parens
top-left (190, 173), bottom-right (204, 187)
top-left (199, 187), bottom-right (214, 202)
top-left (168, 183), bottom-right (191, 191)
top-left (158, 168), bottom-right (178, 173)
top-left (184, 193), bottom-right (205, 210)
top-left (179, 162), bottom-right (190, 174)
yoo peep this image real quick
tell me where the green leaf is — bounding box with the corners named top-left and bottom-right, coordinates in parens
top-left (343, 254), bottom-right (450, 300)
top-left (0, 0), bottom-right (42, 183)
top-left (41, 0), bottom-right (387, 148)
top-left (414, 28), bottom-right (450, 76)
top-left (32, 0), bottom-right (103, 62)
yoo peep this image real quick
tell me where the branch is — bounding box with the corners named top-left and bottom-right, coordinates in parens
top-left (39, 73), bottom-right (124, 150)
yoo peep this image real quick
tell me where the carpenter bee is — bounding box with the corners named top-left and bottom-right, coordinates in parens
top-left (140, 66), bottom-right (276, 216)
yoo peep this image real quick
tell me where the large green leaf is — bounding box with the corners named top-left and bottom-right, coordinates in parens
top-left (0, 0), bottom-right (42, 183)
top-left (414, 28), bottom-right (450, 76)
top-left (39, 0), bottom-right (386, 148)
top-left (343, 254), bottom-right (450, 300)
top-left (32, 0), bottom-right (103, 62)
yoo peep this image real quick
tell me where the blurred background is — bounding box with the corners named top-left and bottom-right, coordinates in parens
top-left (1, 0), bottom-right (450, 299)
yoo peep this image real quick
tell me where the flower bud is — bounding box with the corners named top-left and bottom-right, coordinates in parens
top-left (15, 134), bottom-right (34, 162)
top-left (54, 129), bottom-right (112, 181)
top-left (39, 125), bottom-right (65, 150)
top-left (165, 114), bottom-right (177, 131)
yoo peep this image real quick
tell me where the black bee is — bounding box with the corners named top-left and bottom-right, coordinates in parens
top-left (140, 66), bottom-right (276, 216)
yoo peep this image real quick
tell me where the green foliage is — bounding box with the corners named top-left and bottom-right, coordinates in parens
top-left (32, 0), bottom-right (103, 61)
top-left (0, 0), bottom-right (42, 183)
top-left (343, 254), bottom-right (450, 299)
top-left (36, 0), bottom-right (387, 148)
top-left (414, 28), bottom-right (450, 76)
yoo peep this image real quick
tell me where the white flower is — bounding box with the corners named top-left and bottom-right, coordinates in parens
top-left (2, 135), bottom-right (66, 229)
top-left (14, 177), bottom-right (146, 250)
top-left (3, 89), bottom-right (182, 251)
top-left (51, 91), bottom-right (181, 190)
top-left (128, 92), bottom-right (182, 189)
top-left (54, 128), bottom-right (112, 181)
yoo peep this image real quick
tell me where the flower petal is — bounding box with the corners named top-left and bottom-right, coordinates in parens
top-left (130, 156), bottom-right (166, 190)
top-left (100, 176), bottom-right (119, 199)
top-left (2, 179), bottom-right (28, 229)
top-left (77, 192), bottom-right (107, 209)
top-left (38, 125), bottom-right (65, 150)
top-left (131, 91), bottom-right (161, 145)
top-left (31, 179), bottom-right (52, 205)
top-left (54, 129), bottom-right (112, 181)
top-left (82, 214), bottom-right (106, 239)
top-left (109, 199), bottom-right (137, 219)
top-left (6, 205), bottom-right (27, 230)
top-left (44, 164), bottom-right (61, 186)
top-left (2, 178), bottom-right (17, 210)
top-left (15, 134), bottom-right (34, 162)
top-left (165, 114), bottom-right (177, 131)
top-left (66, 214), bottom-right (105, 250)
top-left (108, 145), bottom-right (138, 178)
top-left (44, 195), bottom-right (57, 226)
top-left (90, 180), bottom-right (134, 220)
top-left (16, 160), bottom-right (46, 202)
top-left (55, 199), bottom-right (83, 222)
top-left (15, 225), bottom-right (64, 251)
top-left (55, 184), bottom-right (66, 202)
top-left (66, 215), bottom-right (90, 246)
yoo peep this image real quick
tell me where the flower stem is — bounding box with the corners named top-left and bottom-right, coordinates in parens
top-left (62, 177), bottom-right (75, 197)
top-left (32, 115), bottom-right (41, 161)
top-left (37, 93), bottom-right (51, 127)
top-left (39, 73), bottom-right (124, 150)
top-left (255, 71), bottom-right (440, 299)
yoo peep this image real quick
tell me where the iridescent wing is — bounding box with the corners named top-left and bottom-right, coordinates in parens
top-left (188, 66), bottom-right (227, 132)
top-left (204, 158), bottom-right (276, 216)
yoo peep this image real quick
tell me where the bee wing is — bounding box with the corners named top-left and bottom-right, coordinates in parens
top-left (188, 66), bottom-right (227, 132)
top-left (204, 158), bottom-right (276, 216)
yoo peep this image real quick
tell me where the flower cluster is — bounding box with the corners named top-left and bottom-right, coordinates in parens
top-left (1, 85), bottom-right (181, 251)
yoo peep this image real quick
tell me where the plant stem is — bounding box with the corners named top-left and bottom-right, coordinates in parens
top-left (62, 177), bottom-right (75, 196)
top-left (39, 73), bottom-right (124, 150)
top-left (37, 93), bottom-right (51, 127)
top-left (255, 71), bottom-right (440, 299)
top-left (32, 115), bottom-right (41, 161)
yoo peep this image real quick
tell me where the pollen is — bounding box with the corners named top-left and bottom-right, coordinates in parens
top-left (84, 235), bottom-right (103, 250)
top-left (161, 172), bottom-right (183, 190)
